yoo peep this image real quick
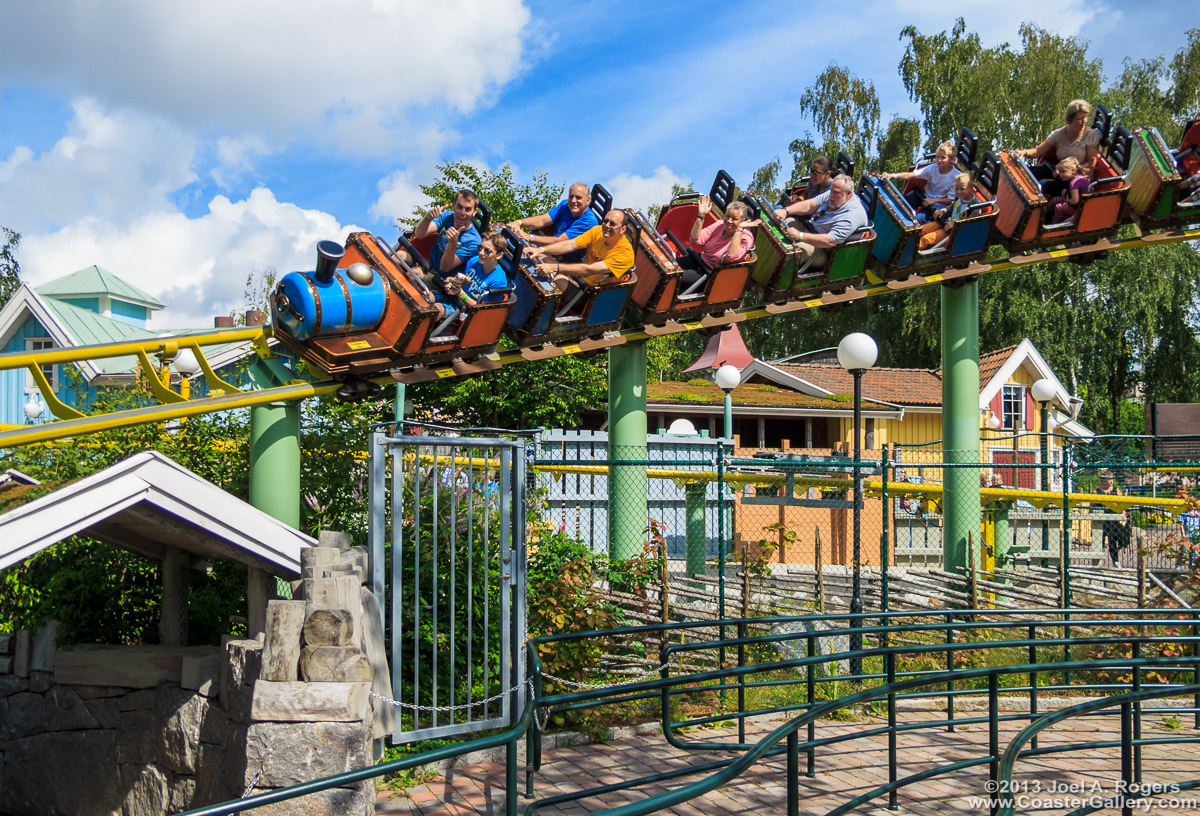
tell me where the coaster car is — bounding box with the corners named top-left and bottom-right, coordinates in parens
top-left (503, 220), bottom-right (637, 356)
top-left (858, 168), bottom-right (996, 279)
top-left (272, 232), bottom-right (513, 385)
top-left (1110, 120), bottom-right (1200, 229)
top-left (630, 171), bottom-right (754, 332)
top-left (982, 149), bottom-right (1128, 253)
top-left (984, 106), bottom-right (1129, 252)
top-left (741, 193), bottom-right (875, 303)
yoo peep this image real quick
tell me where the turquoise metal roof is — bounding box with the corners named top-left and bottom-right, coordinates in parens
top-left (36, 266), bottom-right (165, 309)
top-left (42, 298), bottom-right (159, 375)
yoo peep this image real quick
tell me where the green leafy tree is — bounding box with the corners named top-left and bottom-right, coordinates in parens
top-left (798, 64), bottom-right (881, 173)
top-left (230, 268), bottom-right (277, 323)
top-left (398, 161), bottom-right (563, 231)
top-left (899, 21), bottom-right (1102, 154)
top-left (746, 156), bottom-right (782, 201)
top-left (1, 226), bottom-right (20, 308)
top-left (411, 353), bottom-right (607, 429)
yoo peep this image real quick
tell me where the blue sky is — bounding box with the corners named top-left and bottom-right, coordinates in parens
top-left (0, 0), bottom-right (1193, 329)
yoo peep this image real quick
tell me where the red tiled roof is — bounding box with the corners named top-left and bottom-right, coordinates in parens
top-left (682, 324), bottom-right (754, 373)
top-left (770, 363), bottom-right (944, 406)
top-left (649, 380), bottom-right (894, 411)
top-left (977, 345), bottom-right (1018, 387)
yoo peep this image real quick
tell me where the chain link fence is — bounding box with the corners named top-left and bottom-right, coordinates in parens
top-left (529, 431), bottom-right (1200, 624)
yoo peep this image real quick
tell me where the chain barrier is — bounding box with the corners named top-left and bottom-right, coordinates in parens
top-left (369, 677), bottom-right (534, 715)
top-left (241, 766), bottom-right (263, 798)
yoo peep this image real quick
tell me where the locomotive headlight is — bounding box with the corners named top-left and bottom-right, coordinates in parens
top-left (345, 262), bottom-right (375, 285)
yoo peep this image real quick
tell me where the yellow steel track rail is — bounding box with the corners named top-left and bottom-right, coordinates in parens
top-left (1, 227), bottom-right (1197, 449)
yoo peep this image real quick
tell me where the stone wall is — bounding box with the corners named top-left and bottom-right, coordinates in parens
top-left (0, 541), bottom-right (388, 816)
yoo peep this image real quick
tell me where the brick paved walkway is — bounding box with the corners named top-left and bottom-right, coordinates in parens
top-left (377, 709), bottom-right (1200, 815)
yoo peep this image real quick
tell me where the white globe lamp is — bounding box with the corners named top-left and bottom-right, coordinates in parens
top-left (714, 364), bottom-right (741, 391)
top-left (174, 348), bottom-right (201, 375)
top-left (837, 333), bottom-right (878, 371)
top-left (23, 397), bottom-right (44, 420)
top-left (1030, 378), bottom-right (1056, 404)
top-left (667, 418), bottom-right (697, 436)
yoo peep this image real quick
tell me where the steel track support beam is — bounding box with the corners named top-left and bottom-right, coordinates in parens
top-left (941, 280), bottom-right (981, 578)
top-left (608, 341), bottom-right (648, 561)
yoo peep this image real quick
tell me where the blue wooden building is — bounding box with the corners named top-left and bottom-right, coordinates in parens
top-left (0, 266), bottom-right (273, 427)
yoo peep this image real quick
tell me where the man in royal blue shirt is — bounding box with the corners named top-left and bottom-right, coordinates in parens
top-left (398, 188), bottom-right (482, 279)
top-left (506, 182), bottom-right (599, 262)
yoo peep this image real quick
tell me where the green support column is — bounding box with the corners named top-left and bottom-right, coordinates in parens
top-left (608, 341), bottom-right (648, 561)
top-left (993, 503), bottom-right (1012, 569)
top-left (685, 482), bottom-right (706, 582)
top-left (941, 281), bottom-right (981, 577)
top-left (250, 401), bottom-right (301, 528)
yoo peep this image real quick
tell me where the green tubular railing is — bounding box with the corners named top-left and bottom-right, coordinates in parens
top-left (175, 609), bottom-right (1200, 816)
top-left (998, 685), bottom-right (1200, 816)
top-left (524, 609), bottom-right (1200, 815)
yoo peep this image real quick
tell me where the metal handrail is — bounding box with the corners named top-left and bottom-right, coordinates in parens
top-left (175, 609), bottom-right (1200, 816)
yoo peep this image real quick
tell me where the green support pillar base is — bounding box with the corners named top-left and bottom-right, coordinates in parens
top-left (941, 281), bottom-right (981, 578)
top-left (993, 503), bottom-right (1012, 570)
top-left (608, 341), bottom-right (648, 562)
top-left (685, 482), bottom-right (706, 583)
top-left (250, 401), bottom-right (301, 599)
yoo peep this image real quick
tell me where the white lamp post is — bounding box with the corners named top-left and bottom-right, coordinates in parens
top-left (174, 348), bottom-right (200, 400)
top-left (837, 333), bottom-right (877, 675)
top-left (714, 364), bottom-right (741, 442)
top-left (1031, 378), bottom-right (1056, 563)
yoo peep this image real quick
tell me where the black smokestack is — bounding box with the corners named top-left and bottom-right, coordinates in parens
top-left (314, 240), bottom-right (345, 284)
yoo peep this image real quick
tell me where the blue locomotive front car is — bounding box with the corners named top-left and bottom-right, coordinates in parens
top-left (275, 240), bottom-right (388, 341)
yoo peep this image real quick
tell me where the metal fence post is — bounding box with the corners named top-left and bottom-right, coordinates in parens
top-left (881, 444), bottom-right (890, 616)
top-left (1061, 448), bottom-right (1072, 686)
top-left (1061, 446), bottom-right (1071, 611)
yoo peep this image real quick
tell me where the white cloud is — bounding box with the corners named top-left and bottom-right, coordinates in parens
top-left (603, 167), bottom-right (691, 215)
top-left (371, 169), bottom-right (428, 226)
top-left (21, 188), bottom-right (357, 330)
top-left (0, 0), bottom-right (533, 156)
top-left (210, 135), bottom-right (272, 189)
top-left (0, 99), bottom-right (197, 232)
top-left (0, 146), bottom-right (33, 183)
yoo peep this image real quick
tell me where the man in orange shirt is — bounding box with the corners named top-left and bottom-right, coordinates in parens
top-left (523, 209), bottom-right (634, 293)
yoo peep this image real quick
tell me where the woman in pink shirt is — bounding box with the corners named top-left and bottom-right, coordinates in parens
top-left (679, 196), bottom-right (759, 286)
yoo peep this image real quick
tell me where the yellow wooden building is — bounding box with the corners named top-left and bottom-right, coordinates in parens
top-left (643, 332), bottom-right (1089, 471)
top-left (634, 330), bottom-right (1092, 567)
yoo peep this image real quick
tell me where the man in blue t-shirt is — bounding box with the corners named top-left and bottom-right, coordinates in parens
top-left (400, 188), bottom-right (482, 278)
top-left (506, 182), bottom-right (599, 263)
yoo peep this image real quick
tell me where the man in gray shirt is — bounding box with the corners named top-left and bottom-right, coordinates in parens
top-left (772, 174), bottom-right (868, 266)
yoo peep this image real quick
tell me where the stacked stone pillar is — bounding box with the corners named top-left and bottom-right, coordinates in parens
top-left (226, 533), bottom-right (393, 815)
top-left (0, 532), bottom-right (393, 816)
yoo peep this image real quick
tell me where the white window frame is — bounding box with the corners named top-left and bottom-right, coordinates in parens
top-left (24, 338), bottom-right (56, 394)
top-left (1002, 384), bottom-right (1025, 430)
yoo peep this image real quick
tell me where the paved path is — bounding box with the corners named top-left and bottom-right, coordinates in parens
top-left (376, 709), bottom-right (1200, 815)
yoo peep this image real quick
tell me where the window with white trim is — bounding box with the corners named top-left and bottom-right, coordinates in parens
top-left (1002, 384), bottom-right (1024, 430)
top-left (24, 338), bottom-right (56, 393)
